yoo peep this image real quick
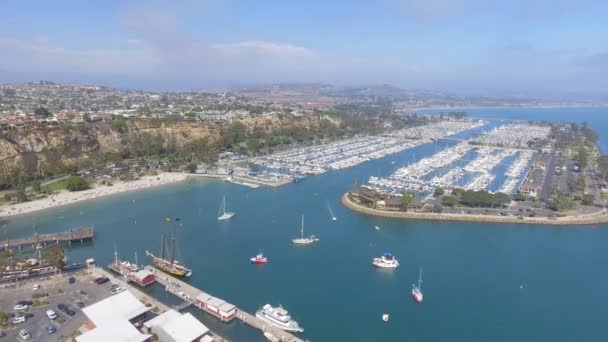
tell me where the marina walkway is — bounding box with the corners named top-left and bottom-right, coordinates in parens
top-left (0, 226), bottom-right (94, 251)
top-left (146, 266), bottom-right (306, 342)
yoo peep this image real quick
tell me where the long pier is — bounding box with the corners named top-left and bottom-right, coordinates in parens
top-left (146, 266), bottom-right (306, 342)
top-left (0, 226), bottom-right (94, 251)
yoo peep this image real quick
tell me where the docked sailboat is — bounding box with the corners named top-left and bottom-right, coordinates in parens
top-left (412, 266), bottom-right (423, 303)
top-left (256, 304), bottom-right (304, 332)
top-left (146, 218), bottom-right (192, 277)
top-left (372, 253), bottom-right (399, 268)
top-left (217, 195), bottom-right (235, 221)
top-left (292, 215), bottom-right (318, 245)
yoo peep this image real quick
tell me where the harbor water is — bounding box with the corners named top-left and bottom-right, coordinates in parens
top-left (2, 108), bottom-right (608, 341)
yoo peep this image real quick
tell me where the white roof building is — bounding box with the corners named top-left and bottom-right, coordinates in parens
top-left (82, 291), bottom-right (149, 326)
top-left (144, 309), bottom-right (211, 342)
top-left (77, 291), bottom-right (151, 342)
top-left (76, 319), bottom-right (150, 342)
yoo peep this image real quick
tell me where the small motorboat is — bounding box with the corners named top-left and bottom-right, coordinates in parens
top-left (250, 252), bottom-right (268, 264)
top-left (382, 313), bottom-right (389, 322)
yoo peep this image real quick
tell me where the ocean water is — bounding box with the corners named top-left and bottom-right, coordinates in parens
top-left (2, 108), bottom-right (608, 342)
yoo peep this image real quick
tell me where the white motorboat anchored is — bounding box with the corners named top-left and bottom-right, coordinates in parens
top-left (373, 253), bottom-right (399, 268)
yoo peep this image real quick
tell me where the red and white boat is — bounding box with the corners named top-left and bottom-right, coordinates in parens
top-left (250, 252), bottom-right (268, 264)
top-left (412, 266), bottom-right (423, 303)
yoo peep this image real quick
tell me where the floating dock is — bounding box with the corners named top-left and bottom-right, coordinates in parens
top-left (0, 226), bottom-right (94, 251)
top-left (146, 266), bottom-right (306, 342)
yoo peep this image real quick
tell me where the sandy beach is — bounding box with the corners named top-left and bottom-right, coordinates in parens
top-left (0, 173), bottom-right (189, 218)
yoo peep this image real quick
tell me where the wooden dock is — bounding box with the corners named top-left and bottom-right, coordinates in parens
top-left (0, 226), bottom-right (94, 251)
top-left (146, 266), bottom-right (306, 342)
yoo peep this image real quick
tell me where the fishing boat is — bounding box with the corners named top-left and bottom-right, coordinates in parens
top-left (373, 253), bottom-right (399, 268)
top-left (292, 215), bottom-right (319, 245)
top-left (250, 251), bottom-right (268, 264)
top-left (146, 218), bottom-right (192, 277)
top-left (412, 266), bottom-right (423, 303)
top-left (217, 195), bottom-right (235, 221)
top-left (256, 304), bottom-right (304, 332)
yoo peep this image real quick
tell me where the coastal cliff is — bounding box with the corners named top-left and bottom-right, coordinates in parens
top-left (0, 114), bottom-right (340, 188)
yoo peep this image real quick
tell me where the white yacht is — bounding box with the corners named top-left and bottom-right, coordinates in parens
top-left (217, 195), bottom-right (235, 221)
top-left (292, 215), bottom-right (319, 245)
top-left (373, 253), bottom-right (399, 268)
top-left (256, 304), bottom-right (304, 332)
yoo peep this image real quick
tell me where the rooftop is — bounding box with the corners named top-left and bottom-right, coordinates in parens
top-left (76, 318), bottom-right (151, 342)
top-left (82, 290), bottom-right (149, 326)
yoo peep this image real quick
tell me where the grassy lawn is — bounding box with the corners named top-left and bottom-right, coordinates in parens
top-left (41, 178), bottom-right (69, 192)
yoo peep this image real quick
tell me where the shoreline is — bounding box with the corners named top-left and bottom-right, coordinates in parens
top-left (0, 173), bottom-right (190, 219)
top-left (341, 193), bottom-right (608, 226)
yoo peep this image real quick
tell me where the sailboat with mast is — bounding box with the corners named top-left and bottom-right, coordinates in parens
top-left (412, 266), bottom-right (423, 303)
top-left (217, 195), bottom-right (235, 221)
top-left (146, 218), bottom-right (192, 277)
top-left (292, 215), bottom-right (319, 245)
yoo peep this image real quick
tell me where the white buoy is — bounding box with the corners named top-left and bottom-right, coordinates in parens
top-left (382, 313), bottom-right (389, 322)
top-left (375, 226), bottom-right (380, 230)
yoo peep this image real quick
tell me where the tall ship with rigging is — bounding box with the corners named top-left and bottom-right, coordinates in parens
top-left (146, 218), bottom-right (192, 277)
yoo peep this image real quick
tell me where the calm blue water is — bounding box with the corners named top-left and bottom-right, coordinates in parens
top-left (2, 108), bottom-right (608, 342)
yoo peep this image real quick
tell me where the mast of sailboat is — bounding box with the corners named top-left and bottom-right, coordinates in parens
top-left (160, 233), bottom-right (165, 260)
top-left (171, 220), bottom-right (176, 266)
top-left (418, 266), bottom-right (423, 290)
top-left (114, 243), bottom-right (118, 265)
top-left (301, 215), bottom-right (305, 238)
top-left (222, 196), bottom-right (226, 215)
top-left (134, 251), bottom-right (138, 266)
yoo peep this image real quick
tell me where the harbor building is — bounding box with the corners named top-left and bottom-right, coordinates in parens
top-left (77, 291), bottom-right (151, 342)
top-left (144, 309), bottom-right (214, 342)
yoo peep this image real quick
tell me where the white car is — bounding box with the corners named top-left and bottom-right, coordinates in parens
top-left (13, 304), bottom-right (28, 311)
top-left (32, 284), bottom-right (40, 291)
top-left (18, 329), bottom-right (31, 340)
top-left (111, 287), bottom-right (126, 295)
top-left (46, 309), bottom-right (58, 320)
top-left (12, 316), bottom-right (26, 324)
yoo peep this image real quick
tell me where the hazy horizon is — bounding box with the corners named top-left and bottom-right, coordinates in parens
top-left (1, 0), bottom-right (607, 99)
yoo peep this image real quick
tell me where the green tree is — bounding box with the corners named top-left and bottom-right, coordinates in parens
top-left (42, 245), bottom-right (65, 269)
top-left (432, 204), bottom-right (444, 213)
top-left (15, 184), bottom-right (27, 202)
top-left (441, 195), bottom-right (459, 207)
top-left (34, 106), bottom-right (51, 117)
top-left (186, 163), bottom-right (197, 173)
top-left (451, 188), bottom-right (465, 197)
top-left (32, 179), bottom-right (41, 192)
top-left (65, 176), bottom-right (90, 192)
top-left (400, 192), bottom-right (415, 211)
top-left (514, 193), bottom-right (526, 201)
top-left (582, 194), bottom-right (595, 205)
top-left (547, 193), bottom-right (575, 212)
top-left (433, 187), bottom-right (444, 197)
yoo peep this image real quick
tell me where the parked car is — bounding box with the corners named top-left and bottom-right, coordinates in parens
top-left (66, 310), bottom-right (76, 316)
top-left (13, 304), bottom-right (28, 311)
top-left (111, 287), bottom-right (126, 295)
top-left (24, 313), bottom-right (34, 319)
top-left (47, 325), bottom-right (56, 334)
top-left (32, 284), bottom-right (40, 291)
top-left (57, 304), bottom-right (68, 312)
top-left (17, 301), bottom-right (33, 306)
top-left (69, 277), bottom-right (76, 284)
top-left (76, 301), bottom-right (85, 308)
top-left (46, 310), bottom-right (58, 320)
top-left (18, 329), bottom-right (31, 340)
top-left (12, 316), bottom-right (26, 324)
top-left (97, 277), bottom-right (109, 285)
top-left (0, 331), bottom-right (6, 338)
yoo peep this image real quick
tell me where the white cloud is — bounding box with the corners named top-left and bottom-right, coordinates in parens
top-left (211, 41), bottom-right (315, 57)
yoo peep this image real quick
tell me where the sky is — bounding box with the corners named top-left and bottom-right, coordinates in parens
top-left (0, 0), bottom-right (607, 97)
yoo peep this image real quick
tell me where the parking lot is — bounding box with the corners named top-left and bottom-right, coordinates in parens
top-left (0, 272), bottom-right (113, 341)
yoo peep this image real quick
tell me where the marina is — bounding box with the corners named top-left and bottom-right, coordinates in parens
top-left (388, 119), bottom-right (487, 140)
top-left (147, 266), bottom-right (306, 342)
top-left (472, 123), bottom-right (552, 148)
